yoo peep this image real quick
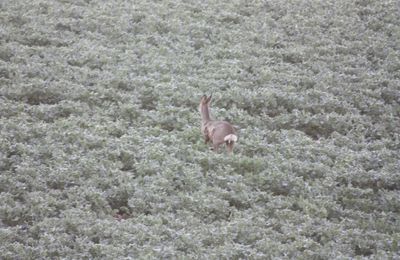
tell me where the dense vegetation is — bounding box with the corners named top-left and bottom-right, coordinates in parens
top-left (1, 0), bottom-right (399, 258)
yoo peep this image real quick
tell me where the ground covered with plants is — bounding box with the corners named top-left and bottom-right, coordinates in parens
top-left (1, 0), bottom-right (399, 258)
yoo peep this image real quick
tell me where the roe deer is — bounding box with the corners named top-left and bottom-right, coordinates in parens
top-left (199, 95), bottom-right (238, 154)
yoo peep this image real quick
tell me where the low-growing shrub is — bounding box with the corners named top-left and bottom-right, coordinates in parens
top-left (0, 0), bottom-right (399, 258)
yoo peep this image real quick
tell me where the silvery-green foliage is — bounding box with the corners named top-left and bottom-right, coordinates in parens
top-left (0, 0), bottom-right (399, 258)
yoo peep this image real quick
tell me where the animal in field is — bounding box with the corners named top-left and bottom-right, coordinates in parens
top-left (199, 95), bottom-right (238, 154)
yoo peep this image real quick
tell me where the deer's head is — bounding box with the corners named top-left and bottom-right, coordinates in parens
top-left (199, 95), bottom-right (212, 112)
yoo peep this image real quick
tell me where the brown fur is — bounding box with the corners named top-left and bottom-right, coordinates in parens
top-left (199, 95), bottom-right (238, 154)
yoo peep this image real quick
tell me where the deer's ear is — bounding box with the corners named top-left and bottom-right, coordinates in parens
top-left (200, 95), bottom-right (207, 103)
top-left (206, 95), bottom-right (212, 103)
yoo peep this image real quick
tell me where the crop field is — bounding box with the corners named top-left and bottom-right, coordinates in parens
top-left (1, 0), bottom-right (399, 258)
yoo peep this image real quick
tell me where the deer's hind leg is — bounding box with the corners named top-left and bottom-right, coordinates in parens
top-left (226, 141), bottom-right (234, 154)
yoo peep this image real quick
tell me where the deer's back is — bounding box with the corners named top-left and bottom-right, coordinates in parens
top-left (206, 121), bottom-right (236, 144)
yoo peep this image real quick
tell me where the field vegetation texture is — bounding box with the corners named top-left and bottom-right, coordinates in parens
top-left (1, 0), bottom-right (400, 258)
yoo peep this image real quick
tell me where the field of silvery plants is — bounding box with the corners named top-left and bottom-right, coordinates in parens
top-left (0, 0), bottom-right (399, 258)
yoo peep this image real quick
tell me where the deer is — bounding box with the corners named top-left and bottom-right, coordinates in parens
top-left (199, 95), bottom-right (238, 154)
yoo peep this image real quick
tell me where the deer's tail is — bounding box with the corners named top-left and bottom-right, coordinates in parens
top-left (224, 134), bottom-right (238, 153)
top-left (224, 134), bottom-right (238, 143)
